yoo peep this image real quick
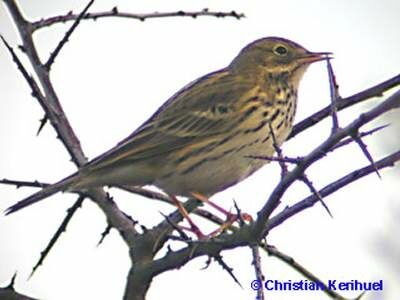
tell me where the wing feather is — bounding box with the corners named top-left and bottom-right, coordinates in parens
top-left (86, 69), bottom-right (255, 171)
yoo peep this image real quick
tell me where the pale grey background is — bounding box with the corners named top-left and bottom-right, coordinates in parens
top-left (0, 1), bottom-right (399, 299)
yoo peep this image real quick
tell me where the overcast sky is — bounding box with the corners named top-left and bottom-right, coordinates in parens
top-left (0, 1), bottom-right (399, 299)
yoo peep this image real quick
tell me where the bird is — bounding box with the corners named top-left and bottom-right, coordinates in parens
top-left (5, 37), bottom-right (330, 224)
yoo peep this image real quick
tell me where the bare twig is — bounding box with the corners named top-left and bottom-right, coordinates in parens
top-left (97, 224), bottom-right (112, 246)
top-left (5, 273), bottom-right (17, 289)
top-left (331, 124), bottom-right (389, 151)
top-left (0, 179), bottom-right (226, 227)
top-left (352, 132), bottom-right (381, 178)
top-left (92, 96), bottom-right (400, 298)
top-left (214, 254), bottom-right (242, 287)
top-left (251, 244), bottom-right (265, 300)
top-left (0, 273), bottom-right (38, 300)
top-left (30, 195), bottom-right (85, 277)
top-left (327, 59), bottom-right (341, 132)
top-left (138, 141), bottom-right (399, 280)
top-left (262, 244), bottom-right (351, 300)
top-left (268, 150), bottom-right (400, 231)
top-left (161, 212), bottom-right (191, 242)
top-left (3, 0), bottom-right (87, 166)
top-left (0, 35), bottom-right (48, 120)
top-left (0, 178), bottom-right (49, 189)
top-left (289, 74), bottom-right (400, 139)
top-left (268, 121), bottom-right (288, 178)
top-left (300, 174), bottom-right (333, 218)
top-left (246, 155), bottom-right (302, 164)
top-left (255, 89), bottom-right (400, 237)
top-left (32, 8), bottom-right (245, 30)
top-left (45, 0), bottom-right (95, 70)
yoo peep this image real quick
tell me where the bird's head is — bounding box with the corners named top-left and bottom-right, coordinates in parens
top-left (230, 37), bottom-right (331, 82)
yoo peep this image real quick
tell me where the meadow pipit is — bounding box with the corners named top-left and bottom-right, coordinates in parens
top-left (6, 37), bottom-right (330, 228)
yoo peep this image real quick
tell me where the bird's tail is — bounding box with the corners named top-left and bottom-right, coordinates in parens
top-left (5, 173), bottom-right (80, 215)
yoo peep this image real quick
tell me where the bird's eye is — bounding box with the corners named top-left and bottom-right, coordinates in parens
top-left (274, 45), bottom-right (288, 56)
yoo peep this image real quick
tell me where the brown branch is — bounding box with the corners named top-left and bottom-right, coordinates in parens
top-left (214, 254), bottom-right (242, 287)
top-left (249, 124), bottom-right (387, 166)
top-left (3, 0), bottom-right (85, 166)
top-left (300, 174), bottom-right (333, 218)
top-left (32, 8), bottom-right (245, 30)
top-left (97, 223), bottom-right (112, 246)
top-left (131, 141), bottom-right (400, 282)
top-left (262, 244), bottom-right (352, 300)
top-left (0, 179), bottom-right (225, 228)
top-left (0, 273), bottom-right (38, 300)
top-left (36, 114), bottom-right (48, 135)
top-left (246, 155), bottom-right (302, 164)
top-left (268, 122), bottom-right (288, 178)
top-left (327, 59), bottom-right (341, 132)
top-left (268, 150), bottom-right (400, 231)
top-left (331, 124), bottom-right (388, 151)
top-left (0, 178), bottom-right (49, 188)
top-left (3, 0), bottom-right (138, 246)
top-left (0, 35), bottom-right (49, 127)
top-left (30, 195), bottom-right (85, 277)
top-left (255, 89), bottom-right (400, 237)
top-left (251, 244), bottom-right (265, 300)
top-left (352, 132), bottom-right (381, 178)
top-left (289, 73), bottom-right (400, 139)
top-left (45, 0), bottom-right (95, 70)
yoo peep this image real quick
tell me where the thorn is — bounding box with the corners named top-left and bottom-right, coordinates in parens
top-left (246, 154), bottom-right (302, 164)
top-left (36, 115), bottom-right (48, 135)
top-left (268, 121), bottom-right (288, 177)
top-left (352, 132), bottom-right (381, 179)
top-left (140, 225), bottom-right (148, 233)
top-left (332, 124), bottom-right (389, 152)
top-left (301, 174), bottom-right (333, 218)
top-left (214, 254), bottom-right (242, 288)
top-left (201, 256), bottom-right (212, 270)
top-left (233, 199), bottom-right (245, 227)
top-left (97, 224), bottom-right (112, 246)
top-left (28, 196), bottom-right (85, 278)
top-left (327, 59), bottom-right (340, 133)
top-left (6, 272), bottom-right (17, 289)
top-left (18, 44), bottom-right (26, 53)
top-left (160, 211), bottom-right (190, 241)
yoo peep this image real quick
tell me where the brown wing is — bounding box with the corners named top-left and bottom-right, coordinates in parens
top-left (86, 68), bottom-right (255, 171)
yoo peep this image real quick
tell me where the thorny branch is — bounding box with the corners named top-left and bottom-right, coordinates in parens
top-left (45, 0), bottom-right (95, 70)
top-left (327, 59), bottom-right (341, 132)
top-left (255, 89), bottom-right (400, 237)
top-left (289, 73), bottom-right (400, 139)
top-left (251, 244), bottom-right (265, 300)
top-left (262, 243), bottom-right (360, 300)
top-left (31, 8), bottom-right (245, 30)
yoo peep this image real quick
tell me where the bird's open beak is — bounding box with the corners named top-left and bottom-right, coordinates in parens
top-left (300, 51), bottom-right (333, 64)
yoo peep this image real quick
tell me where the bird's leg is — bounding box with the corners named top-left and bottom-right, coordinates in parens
top-left (190, 192), bottom-right (252, 236)
top-left (170, 195), bottom-right (206, 239)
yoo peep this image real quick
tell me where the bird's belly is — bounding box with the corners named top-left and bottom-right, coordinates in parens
top-left (155, 125), bottom-right (290, 197)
